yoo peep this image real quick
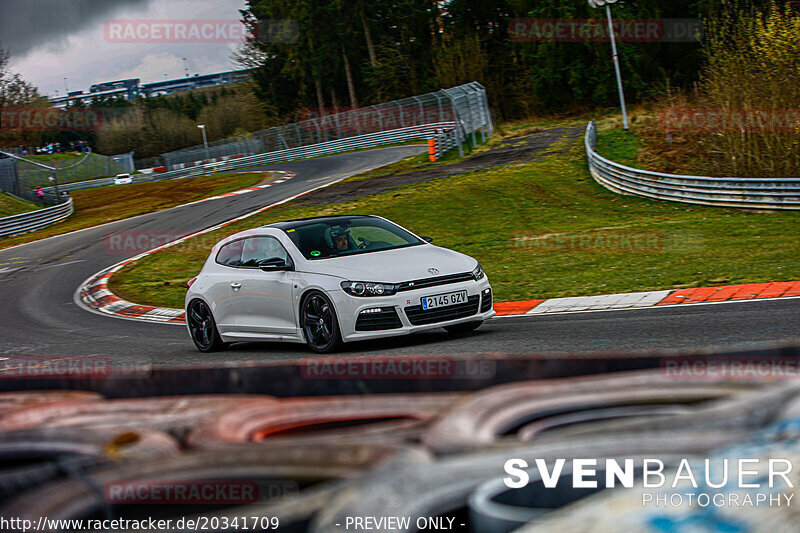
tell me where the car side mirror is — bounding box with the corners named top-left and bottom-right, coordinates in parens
top-left (258, 257), bottom-right (293, 271)
top-left (421, 236), bottom-right (433, 243)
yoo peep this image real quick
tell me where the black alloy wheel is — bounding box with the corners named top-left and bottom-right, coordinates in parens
top-left (187, 299), bottom-right (226, 352)
top-left (302, 292), bottom-right (342, 353)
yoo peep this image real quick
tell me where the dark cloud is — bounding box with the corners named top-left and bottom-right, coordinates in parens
top-left (0, 0), bottom-right (152, 57)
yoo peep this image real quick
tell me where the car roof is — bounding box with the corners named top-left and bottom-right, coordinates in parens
top-left (265, 215), bottom-right (377, 230)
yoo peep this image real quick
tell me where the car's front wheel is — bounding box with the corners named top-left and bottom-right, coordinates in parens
top-left (444, 320), bottom-right (483, 334)
top-left (301, 291), bottom-right (342, 353)
top-left (187, 299), bottom-right (227, 352)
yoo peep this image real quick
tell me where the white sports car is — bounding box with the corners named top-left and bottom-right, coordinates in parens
top-left (185, 215), bottom-right (495, 353)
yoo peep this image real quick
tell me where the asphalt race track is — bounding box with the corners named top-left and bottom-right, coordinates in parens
top-left (0, 146), bottom-right (798, 367)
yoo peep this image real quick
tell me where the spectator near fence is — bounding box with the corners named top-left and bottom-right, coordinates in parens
top-left (35, 187), bottom-right (45, 202)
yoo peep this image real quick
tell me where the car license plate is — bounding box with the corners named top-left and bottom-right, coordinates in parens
top-left (421, 290), bottom-right (467, 310)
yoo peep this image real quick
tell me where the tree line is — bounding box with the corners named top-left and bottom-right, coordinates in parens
top-left (235, 0), bottom-right (781, 120)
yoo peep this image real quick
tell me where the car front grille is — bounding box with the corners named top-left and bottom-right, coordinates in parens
top-left (355, 307), bottom-right (403, 331)
top-left (480, 288), bottom-right (493, 313)
top-left (396, 272), bottom-right (474, 292)
top-left (404, 295), bottom-right (480, 326)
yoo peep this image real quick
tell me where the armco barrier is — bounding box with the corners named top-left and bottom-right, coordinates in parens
top-left (44, 122), bottom-right (454, 195)
top-left (586, 121), bottom-right (800, 209)
top-left (160, 81), bottom-right (491, 169)
top-left (0, 197), bottom-right (73, 238)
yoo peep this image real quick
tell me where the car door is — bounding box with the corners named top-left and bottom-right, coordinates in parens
top-left (205, 238), bottom-right (243, 334)
top-left (233, 236), bottom-right (297, 336)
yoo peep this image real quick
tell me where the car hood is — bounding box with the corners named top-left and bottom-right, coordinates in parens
top-left (304, 244), bottom-right (477, 282)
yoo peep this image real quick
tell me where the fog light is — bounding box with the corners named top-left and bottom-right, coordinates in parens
top-left (360, 307), bottom-right (383, 314)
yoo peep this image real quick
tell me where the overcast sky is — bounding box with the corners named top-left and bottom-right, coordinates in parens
top-left (1, 0), bottom-right (248, 97)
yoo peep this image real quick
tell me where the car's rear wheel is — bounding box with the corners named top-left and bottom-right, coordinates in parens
top-left (187, 299), bottom-right (226, 352)
top-left (444, 320), bottom-right (483, 334)
top-left (301, 291), bottom-right (342, 353)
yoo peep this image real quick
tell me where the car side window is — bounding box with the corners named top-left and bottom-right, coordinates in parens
top-left (240, 236), bottom-right (290, 267)
top-left (215, 239), bottom-right (244, 267)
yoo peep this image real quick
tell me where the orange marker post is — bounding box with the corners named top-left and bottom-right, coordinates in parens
top-left (427, 138), bottom-right (437, 162)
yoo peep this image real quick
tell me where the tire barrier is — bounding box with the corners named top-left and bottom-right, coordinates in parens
top-left (0, 395), bottom-right (272, 441)
top-left (2, 368), bottom-right (800, 532)
top-left (0, 390), bottom-right (103, 411)
top-left (528, 381), bottom-right (800, 445)
top-left (421, 370), bottom-right (762, 453)
top-left (188, 393), bottom-right (461, 448)
top-left (312, 432), bottom-right (750, 533)
top-left (0, 443), bottom-right (414, 531)
top-left (467, 456), bottom-right (690, 533)
top-left (586, 121), bottom-right (800, 210)
top-left (511, 408), bottom-right (800, 532)
top-left (514, 404), bottom-right (693, 441)
top-left (0, 426), bottom-right (179, 500)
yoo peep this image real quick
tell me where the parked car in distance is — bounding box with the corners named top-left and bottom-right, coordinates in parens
top-left (113, 173), bottom-right (133, 185)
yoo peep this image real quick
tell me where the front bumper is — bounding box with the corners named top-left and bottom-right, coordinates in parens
top-left (332, 278), bottom-right (495, 343)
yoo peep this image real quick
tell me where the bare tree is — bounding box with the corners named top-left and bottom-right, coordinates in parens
top-left (0, 46), bottom-right (40, 108)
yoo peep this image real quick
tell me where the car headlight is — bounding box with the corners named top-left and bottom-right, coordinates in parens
top-left (341, 281), bottom-right (398, 297)
top-left (472, 263), bottom-right (485, 281)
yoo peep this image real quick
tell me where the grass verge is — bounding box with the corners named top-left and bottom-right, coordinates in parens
top-left (110, 124), bottom-right (800, 309)
top-left (0, 191), bottom-right (40, 217)
top-left (0, 172), bottom-right (268, 250)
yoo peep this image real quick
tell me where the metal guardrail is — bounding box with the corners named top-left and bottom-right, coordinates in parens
top-left (585, 121), bottom-right (800, 210)
top-left (160, 81), bottom-right (491, 169)
top-left (45, 122), bottom-right (455, 194)
top-left (0, 197), bottom-right (74, 238)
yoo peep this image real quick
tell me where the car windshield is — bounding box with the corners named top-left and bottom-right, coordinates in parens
top-left (282, 217), bottom-right (423, 259)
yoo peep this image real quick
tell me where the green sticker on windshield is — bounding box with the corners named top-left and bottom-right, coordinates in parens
top-left (311, 250), bottom-right (321, 257)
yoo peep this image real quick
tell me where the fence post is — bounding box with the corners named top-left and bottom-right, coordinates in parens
top-left (277, 131), bottom-right (289, 150)
top-left (334, 113), bottom-right (342, 139)
top-left (444, 91), bottom-right (464, 158)
top-left (372, 105), bottom-right (383, 132)
top-left (312, 118), bottom-right (322, 144)
top-left (412, 96), bottom-right (424, 126)
top-left (478, 82), bottom-right (493, 137)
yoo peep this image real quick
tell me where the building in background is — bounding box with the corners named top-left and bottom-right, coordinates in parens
top-left (50, 69), bottom-right (250, 108)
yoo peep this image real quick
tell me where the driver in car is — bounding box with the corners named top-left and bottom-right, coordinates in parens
top-left (331, 227), bottom-right (351, 251)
